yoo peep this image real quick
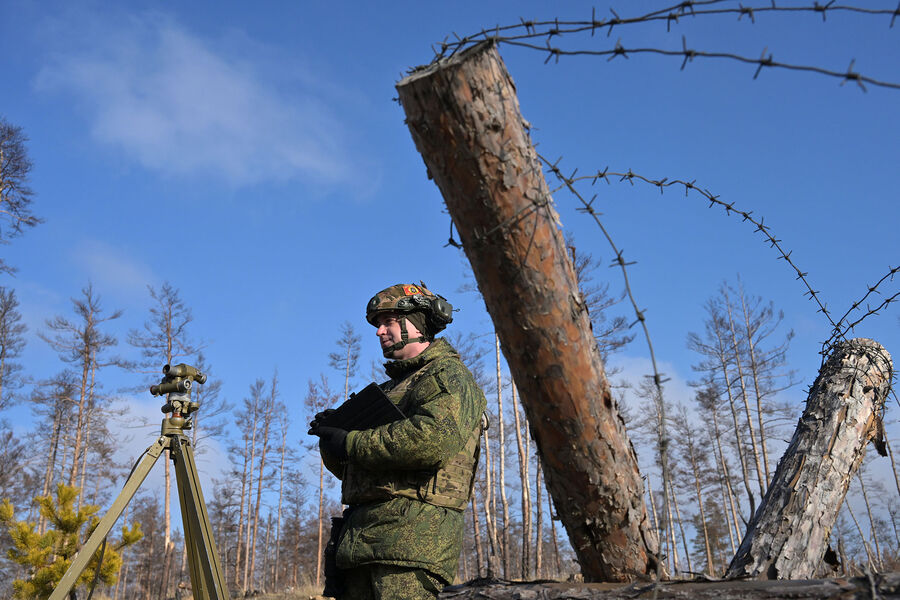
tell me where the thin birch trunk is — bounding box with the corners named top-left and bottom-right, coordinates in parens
top-left (262, 512), bottom-right (272, 591)
top-left (68, 339), bottom-right (91, 488)
top-left (512, 381), bottom-right (531, 578)
top-left (495, 335), bottom-right (510, 578)
top-left (249, 380), bottom-right (275, 588)
top-left (646, 478), bottom-right (660, 548)
top-left (234, 433), bottom-right (250, 586)
top-left (845, 501), bottom-right (877, 572)
top-left (549, 493), bottom-right (561, 577)
top-left (709, 406), bottom-right (743, 545)
top-left (39, 405), bottom-right (63, 535)
top-left (316, 457), bottom-right (325, 589)
top-left (535, 460), bottom-right (543, 579)
top-left (723, 295), bottom-right (766, 497)
top-left (689, 445), bottom-right (715, 576)
top-left (716, 458), bottom-right (738, 557)
top-left (471, 494), bottom-right (484, 578)
top-left (739, 290), bottom-right (773, 484)
top-left (669, 479), bottom-right (691, 577)
top-left (481, 426), bottom-right (500, 576)
top-left (665, 485), bottom-right (679, 576)
top-left (712, 323), bottom-right (756, 519)
top-left (243, 405), bottom-right (260, 591)
top-left (884, 436), bottom-right (900, 507)
top-left (855, 469), bottom-right (883, 569)
top-left (274, 416), bottom-right (287, 589)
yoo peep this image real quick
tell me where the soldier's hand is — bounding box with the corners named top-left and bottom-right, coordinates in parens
top-left (308, 408), bottom-right (338, 434)
top-left (311, 425), bottom-right (349, 461)
top-left (315, 408), bottom-right (337, 421)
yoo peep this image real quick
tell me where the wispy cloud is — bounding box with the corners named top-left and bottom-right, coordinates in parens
top-left (73, 239), bottom-right (156, 300)
top-left (35, 10), bottom-right (356, 186)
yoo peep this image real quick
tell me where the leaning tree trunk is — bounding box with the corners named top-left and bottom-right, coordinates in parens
top-left (727, 338), bottom-right (893, 579)
top-left (397, 40), bottom-right (657, 582)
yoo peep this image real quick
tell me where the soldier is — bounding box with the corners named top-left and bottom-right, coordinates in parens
top-left (309, 283), bottom-right (487, 600)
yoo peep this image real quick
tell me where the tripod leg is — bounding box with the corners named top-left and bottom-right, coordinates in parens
top-left (175, 455), bottom-right (206, 600)
top-left (49, 437), bottom-right (168, 600)
top-left (172, 435), bottom-right (231, 600)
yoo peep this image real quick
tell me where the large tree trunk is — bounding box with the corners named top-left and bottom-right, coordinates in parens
top-left (397, 40), bottom-right (657, 582)
top-left (727, 338), bottom-right (892, 579)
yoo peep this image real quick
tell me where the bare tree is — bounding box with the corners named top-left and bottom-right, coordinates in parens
top-left (567, 236), bottom-right (633, 362)
top-left (511, 382), bottom-right (531, 578)
top-left (240, 379), bottom-right (263, 592)
top-left (304, 375), bottom-right (338, 589)
top-left (0, 117), bottom-right (41, 276)
top-left (40, 284), bottom-right (121, 490)
top-left (493, 334), bottom-right (511, 578)
top-left (695, 383), bottom-right (742, 556)
top-left (248, 372), bottom-right (277, 589)
top-left (127, 282), bottom-right (200, 599)
top-left (271, 407), bottom-right (295, 589)
top-left (688, 296), bottom-right (756, 520)
top-left (671, 402), bottom-right (716, 576)
top-left (189, 352), bottom-right (230, 452)
top-left (31, 374), bottom-right (73, 496)
top-left (328, 321), bottom-right (361, 402)
top-left (0, 287), bottom-right (27, 409)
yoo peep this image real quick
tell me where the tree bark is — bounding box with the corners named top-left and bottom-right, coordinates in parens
top-left (436, 573), bottom-right (900, 599)
top-left (397, 39), bottom-right (656, 583)
top-left (726, 338), bottom-right (892, 580)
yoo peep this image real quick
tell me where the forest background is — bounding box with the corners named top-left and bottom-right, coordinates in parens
top-left (0, 0), bottom-right (898, 597)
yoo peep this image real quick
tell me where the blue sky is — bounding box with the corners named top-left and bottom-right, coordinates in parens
top-left (1, 1), bottom-right (898, 511)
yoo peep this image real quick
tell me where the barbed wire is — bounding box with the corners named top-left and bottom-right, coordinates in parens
top-left (536, 153), bottom-right (674, 580)
top-left (429, 1), bottom-right (900, 92)
top-left (544, 161), bottom-right (841, 333)
top-left (825, 266), bottom-right (900, 350)
top-left (539, 158), bottom-right (899, 409)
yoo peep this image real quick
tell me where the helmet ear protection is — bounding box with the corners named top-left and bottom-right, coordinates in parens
top-left (427, 294), bottom-right (453, 332)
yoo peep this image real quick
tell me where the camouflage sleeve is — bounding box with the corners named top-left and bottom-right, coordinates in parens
top-left (345, 360), bottom-right (484, 471)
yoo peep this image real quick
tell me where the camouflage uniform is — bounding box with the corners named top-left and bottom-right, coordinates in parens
top-left (322, 338), bottom-right (486, 599)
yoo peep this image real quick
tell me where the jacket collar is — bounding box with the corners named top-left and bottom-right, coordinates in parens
top-left (384, 337), bottom-right (453, 380)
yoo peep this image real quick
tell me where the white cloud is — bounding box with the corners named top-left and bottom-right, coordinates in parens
top-left (73, 238), bottom-right (156, 299)
top-left (35, 11), bottom-right (355, 186)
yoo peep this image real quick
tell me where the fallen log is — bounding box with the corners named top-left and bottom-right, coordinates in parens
top-left (397, 41), bottom-right (657, 581)
top-left (436, 573), bottom-right (900, 599)
top-left (727, 338), bottom-right (893, 579)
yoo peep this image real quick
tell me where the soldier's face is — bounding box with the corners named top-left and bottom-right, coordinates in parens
top-left (374, 312), bottom-right (426, 360)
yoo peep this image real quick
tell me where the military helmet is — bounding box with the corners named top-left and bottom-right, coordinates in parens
top-left (366, 283), bottom-right (453, 334)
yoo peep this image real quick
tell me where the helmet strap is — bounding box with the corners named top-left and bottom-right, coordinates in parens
top-left (382, 315), bottom-right (429, 358)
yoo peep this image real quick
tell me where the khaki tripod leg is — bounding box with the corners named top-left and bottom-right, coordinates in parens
top-left (175, 451), bottom-right (206, 600)
top-left (172, 435), bottom-right (231, 600)
top-left (49, 437), bottom-right (168, 600)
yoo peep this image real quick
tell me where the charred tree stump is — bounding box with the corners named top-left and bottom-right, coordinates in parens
top-left (727, 338), bottom-right (893, 579)
top-left (396, 41), bottom-right (657, 581)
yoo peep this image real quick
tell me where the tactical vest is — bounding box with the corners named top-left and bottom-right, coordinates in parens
top-left (341, 358), bottom-right (481, 512)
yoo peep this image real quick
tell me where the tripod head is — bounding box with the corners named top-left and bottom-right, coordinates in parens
top-left (150, 363), bottom-right (206, 434)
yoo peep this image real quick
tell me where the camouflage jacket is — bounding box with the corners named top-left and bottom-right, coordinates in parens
top-left (322, 338), bottom-right (486, 583)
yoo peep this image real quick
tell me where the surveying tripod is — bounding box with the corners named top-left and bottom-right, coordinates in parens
top-left (49, 364), bottom-right (231, 600)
